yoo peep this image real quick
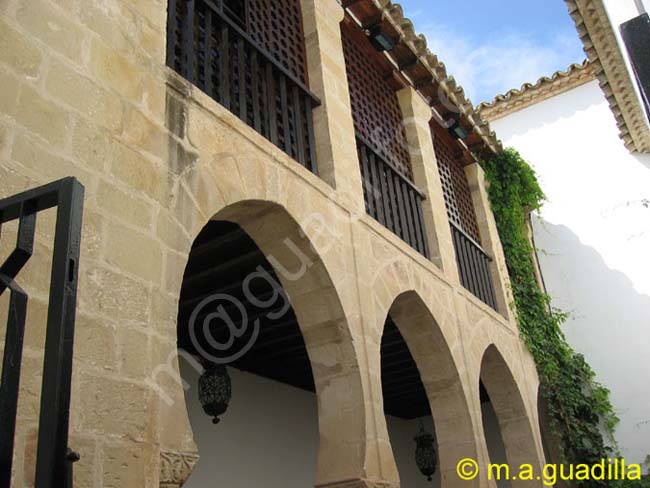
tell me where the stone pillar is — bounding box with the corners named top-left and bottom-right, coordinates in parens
top-left (465, 164), bottom-right (515, 321)
top-left (397, 86), bottom-right (460, 283)
top-left (301, 0), bottom-right (365, 213)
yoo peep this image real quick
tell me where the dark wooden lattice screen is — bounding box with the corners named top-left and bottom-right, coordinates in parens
top-left (341, 23), bottom-right (412, 180)
top-left (433, 135), bottom-right (481, 242)
top-left (246, 0), bottom-right (308, 84)
top-left (167, 0), bottom-right (317, 172)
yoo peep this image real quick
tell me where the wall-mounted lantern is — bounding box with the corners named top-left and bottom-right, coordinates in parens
top-left (414, 425), bottom-right (437, 482)
top-left (448, 119), bottom-right (469, 140)
top-left (198, 363), bottom-right (232, 424)
top-left (367, 25), bottom-right (396, 52)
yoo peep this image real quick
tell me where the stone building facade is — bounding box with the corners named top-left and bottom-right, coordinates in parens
top-left (0, 0), bottom-right (546, 486)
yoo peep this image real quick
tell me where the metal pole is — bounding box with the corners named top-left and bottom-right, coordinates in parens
top-left (34, 178), bottom-right (84, 488)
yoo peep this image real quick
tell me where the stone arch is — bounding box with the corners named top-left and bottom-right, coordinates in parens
top-left (479, 344), bottom-right (544, 487)
top-left (384, 290), bottom-right (482, 486)
top-left (212, 199), bottom-right (367, 485)
top-left (155, 147), bottom-right (367, 485)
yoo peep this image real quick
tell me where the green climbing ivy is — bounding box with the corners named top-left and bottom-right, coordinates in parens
top-left (482, 148), bottom-right (621, 487)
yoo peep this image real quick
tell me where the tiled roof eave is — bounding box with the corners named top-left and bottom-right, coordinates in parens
top-left (564, 0), bottom-right (650, 153)
top-left (367, 0), bottom-right (504, 156)
top-left (477, 60), bottom-right (596, 121)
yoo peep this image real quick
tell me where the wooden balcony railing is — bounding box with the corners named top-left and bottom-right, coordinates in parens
top-left (450, 222), bottom-right (498, 310)
top-left (357, 136), bottom-right (430, 258)
top-left (167, 0), bottom-right (320, 173)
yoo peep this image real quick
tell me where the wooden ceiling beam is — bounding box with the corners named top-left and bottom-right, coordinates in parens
top-left (413, 74), bottom-right (434, 91)
top-left (341, 0), bottom-right (360, 7)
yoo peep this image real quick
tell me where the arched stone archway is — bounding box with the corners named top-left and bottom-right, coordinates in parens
top-left (164, 196), bottom-right (367, 487)
top-left (479, 345), bottom-right (545, 488)
top-left (385, 291), bottom-right (483, 487)
top-left (215, 200), bottom-right (367, 485)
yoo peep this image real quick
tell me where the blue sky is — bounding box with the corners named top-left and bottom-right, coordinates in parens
top-left (399, 0), bottom-right (586, 104)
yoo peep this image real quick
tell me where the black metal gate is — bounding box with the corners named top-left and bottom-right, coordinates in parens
top-left (0, 178), bottom-right (84, 488)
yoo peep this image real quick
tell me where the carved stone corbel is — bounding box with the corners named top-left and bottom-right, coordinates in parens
top-left (159, 450), bottom-right (200, 487)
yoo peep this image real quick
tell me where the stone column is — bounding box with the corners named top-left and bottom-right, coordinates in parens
top-left (397, 86), bottom-right (460, 283)
top-left (465, 163), bottom-right (515, 321)
top-left (301, 0), bottom-right (365, 213)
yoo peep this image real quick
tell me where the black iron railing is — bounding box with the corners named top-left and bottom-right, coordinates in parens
top-left (167, 0), bottom-right (320, 173)
top-left (0, 178), bottom-right (84, 488)
top-left (450, 222), bottom-right (497, 310)
top-left (358, 136), bottom-right (429, 257)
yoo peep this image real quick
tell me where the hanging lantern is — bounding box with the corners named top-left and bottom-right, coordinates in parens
top-left (198, 362), bottom-right (232, 424)
top-left (414, 425), bottom-right (437, 482)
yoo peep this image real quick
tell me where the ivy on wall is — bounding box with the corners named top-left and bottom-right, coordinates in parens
top-left (482, 148), bottom-right (621, 486)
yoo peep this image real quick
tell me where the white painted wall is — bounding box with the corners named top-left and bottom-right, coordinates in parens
top-left (179, 360), bottom-right (505, 487)
top-left (181, 364), bottom-right (320, 488)
top-left (605, 0), bottom-right (648, 20)
top-left (490, 80), bottom-right (650, 464)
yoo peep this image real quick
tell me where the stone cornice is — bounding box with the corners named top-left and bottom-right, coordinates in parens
top-left (476, 61), bottom-right (596, 121)
top-left (564, 0), bottom-right (650, 153)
